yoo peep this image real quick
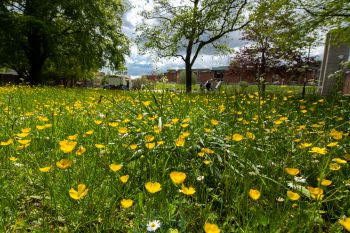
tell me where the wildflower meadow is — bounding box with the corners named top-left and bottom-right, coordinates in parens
top-left (0, 86), bottom-right (349, 232)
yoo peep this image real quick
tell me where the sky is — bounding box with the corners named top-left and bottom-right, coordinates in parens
top-left (122, 0), bottom-right (325, 77)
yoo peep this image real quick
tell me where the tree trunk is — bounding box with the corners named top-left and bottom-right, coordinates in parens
top-left (260, 49), bottom-right (266, 95)
top-left (27, 29), bottom-right (46, 85)
top-left (185, 61), bottom-right (192, 93)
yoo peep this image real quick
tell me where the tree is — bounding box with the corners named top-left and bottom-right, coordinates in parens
top-left (240, 0), bottom-right (318, 94)
top-left (296, 0), bottom-right (350, 43)
top-left (0, 0), bottom-right (129, 85)
top-left (136, 0), bottom-right (249, 93)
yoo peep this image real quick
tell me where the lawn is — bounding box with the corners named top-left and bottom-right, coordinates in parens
top-left (0, 85), bottom-right (349, 232)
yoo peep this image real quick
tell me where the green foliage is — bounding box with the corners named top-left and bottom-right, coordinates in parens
top-left (296, 0), bottom-right (350, 44)
top-left (0, 0), bottom-right (129, 83)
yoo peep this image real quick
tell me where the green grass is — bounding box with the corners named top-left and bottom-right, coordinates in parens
top-left (155, 82), bottom-right (318, 95)
top-left (0, 85), bottom-right (349, 232)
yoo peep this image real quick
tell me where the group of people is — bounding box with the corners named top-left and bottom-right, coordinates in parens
top-left (200, 79), bottom-right (212, 91)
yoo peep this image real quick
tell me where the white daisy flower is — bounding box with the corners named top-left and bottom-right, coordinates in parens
top-left (294, 176), bottom-right (306, 183)
top-left (147, 220), bottom-right (161, 232)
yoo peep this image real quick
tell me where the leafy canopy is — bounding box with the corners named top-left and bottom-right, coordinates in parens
top-left (0, 0), bottom-right (129, 82)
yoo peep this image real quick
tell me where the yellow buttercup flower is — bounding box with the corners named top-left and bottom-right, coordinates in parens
top-left (37, 116), bottom-right (49, 122)
top-left (18, 139), bottom-right (31, 145)
top-left (69, 184), bottom-right (88, 200)
top-left (181, 123), bottom-right (189, 128)
top-left (68, 134), bottom-right (78, 140)
top-left (110, 163), bottom-right (123, 172)
top-left (83, 130), bottom-right (94, 137)
top-left (284, 168), bottom-right (300, 176)
top-left (249, 189), bottom-right (261, 200)
top-left (21, 128), bottom-right (31, 133)
top-left (307, 186), bottom-right (324, 200)
top-left (246, 132), bottom-right (255, 140)
top-left (329, 129), bottom-right (343, 140)
top-left (123, 118), bottom-right (130, 123)
top-left (327, 142), bottom-right (338, 147)
top-left (181, 184), bottom-right (196, 195)
top-left (317, 178), bottom-right (332, 186)
top-left (145, 182), bottom-right (161, 193)
top-left (145, 135), bottom-right (155, 142)
top-left (120, 199), bottom-right (133, 208)
top-left (329, 163), bottom-right (341, 171)
top-left (118, 127), bottom-right (128, 134)
top-left (9, 156), bottom-right (18, 161)
top-left (108, 122), bottom-right (119, 127)
top-left (44, 124), bottom-right (52, 128)
top-left (169, 171), bottom-right (186, 185)
top-left (287, 191), bottom-right (300, 201)
top-left (274, 120), bottom-right (283, 125)
top-left (39, 166), bottom-right (52, 172)
top-left (76, 146), bottom-right (86, 156)
top-left (36, 125), bottom-right (46, 130)
top-left (157, 141), bottom-right (164, 145)
top-left (175, 137), bottom-right (185, 147)
top-left (309, 147), bottom-right (327, 155)
top-left (203, 160), bottom-right (211, 165)
top-left (333, 158), bottom-right (347, 164)
top-left (1, 139), bottom-right (13, 146)
top-left (142, 101), bottom-right (151, 106)
top-left (171, 118), bottom-right (179, 124)
top-left (59, 140), bottom-right (77, 153)
top-left (230, 133), bottom-right (243, 142)
top-left (16, 132), bottom-right (29, 138)
top-left (145, 142), bottom-right (155, 149)
top-left (201, 148), bottom-right (214, 154)
top-left (119, 175), bottom-right (129, 183)
top-left (204, 223), bottom-right (221, 233)
top-left (297, 125), bottom-right (306, 130)
top-left (94, 120), bottom-right (103, 125)
top-left (130, 144), bottom-right (138, 150)
top-left (299, 142), bottom-right (312, 149)
top-left (56, 159), bottom-right (73, 169)
top-left (211, 119), bottom-right (219, 126)
top-left (95, 144), bottom-right (105, 149)
top-left (339, 217), bottom-right (350, 232)
top-left (182, 118), bottom-right (190, 123)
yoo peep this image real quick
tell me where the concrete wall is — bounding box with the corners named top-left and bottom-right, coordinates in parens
top-left (318, 32), bottom-right (350, 95)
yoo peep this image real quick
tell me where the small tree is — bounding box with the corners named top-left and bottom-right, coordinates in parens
top-left (136, 0), bottom-right (249, 93)
top-left (241, 0), bottom-right (318, 95)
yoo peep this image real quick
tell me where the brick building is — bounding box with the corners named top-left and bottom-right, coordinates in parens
top-left (145, 65), bottom-right (319, 86)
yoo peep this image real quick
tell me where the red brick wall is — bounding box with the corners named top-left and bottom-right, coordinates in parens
top-left (146, 75), bottom-right (159, 82)
top-left (167, 71), bottom-right (178, 83)
top-left (196, 71), bottom-right (214, 83)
